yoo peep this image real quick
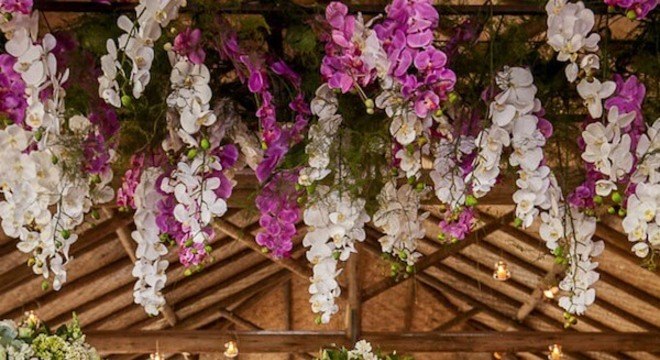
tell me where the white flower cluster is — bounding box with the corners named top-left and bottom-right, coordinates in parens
top-left (160, 154), bottom-right (229, 245)
top-left (622, 119), bottom-right (660, 258)
top-left (303, 186), bottom-right (370, 324)
top-left (4, 13), bottom-right (67, 135)
top-left (299, 84), bottom-right (342, 187)
top-left (554, 207), bottom-right (603, 315)
top-left (376, 89), bottom-right (429, 180)
top-left (99, 0), bottom-right (186, 107)
top-left (430, 136), bottom-right (475, 208)
top-left (472, 67), bottom-right (553, 228)
top-left (581, 106), bottom-right (636, 182)
top-left (373, 181), bottom-right (428, 266)
top-left (1, 8), bottom-right (114, 290)
top-left (546, 0), bottom-right (616, 118)
top-left (0, 122), bottom-right (114, 290)
top-left (347, 340), bottom-right (378, 360)
top-left (166, 51), bottom-right (216, 144)
top-left (131, 167), bottom-right (169, 315)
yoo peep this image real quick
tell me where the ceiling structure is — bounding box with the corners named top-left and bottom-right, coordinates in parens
top-left (0, 171), bottom-right (659, 360)
top-left (1, 1), bottom-right (659, 359)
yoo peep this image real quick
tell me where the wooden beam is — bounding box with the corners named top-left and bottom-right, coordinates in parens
top-left (515, 264), bottom-right (564, 323)
top-left (417, 273), bottom-right (526, 331)
top-left (346, 249), bottom-right (361, 343)
top-left (218, 309), bottom-right (261, 330)
top-left (218, 310), bottom-right (315, 360)
top-left (213, 219), bottom-right (310, 279)
top-left (86, 330), bottom-right (660, 353)
top-left (433, 307), bottom-right (481, 332)
top-left (361, 212), bottom-right (513, 302)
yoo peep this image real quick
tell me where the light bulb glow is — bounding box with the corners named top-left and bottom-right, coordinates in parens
top-left (548, 344), bottom-right (563, 360)
top-left (224, 340), bottom-right (239, 358)
top-left (543, 286), bottom-right (559, 299)
top-left (493, 261), bottom-right (511, 281)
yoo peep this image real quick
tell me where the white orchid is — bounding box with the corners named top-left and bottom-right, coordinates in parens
top-left (576, 78), bottom-right (616, 118)
top-left (303, 186), bottom-right (369, 324)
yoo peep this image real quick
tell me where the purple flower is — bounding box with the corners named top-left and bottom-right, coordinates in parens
top-left (414, 90), bottom-right (439, 117)
top-left (604, 0), bottom-right (657, 19)
top-left (0, 0), bottom-right (32, 14)
top-left (255, 170), bottom-right (301, 258)
top-left (439, 207), bottom-right (476, 241)
top-left (0, 55), bottom-right (27, 124)
top-left (117, 155), bottom-right (145, 210)
top-left (173, 27), bottom-right (206, 65)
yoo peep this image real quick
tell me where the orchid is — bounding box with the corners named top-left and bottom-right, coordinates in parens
top-left (303, 185), bottom-right (369, 324)
top-left (99, 0), bottom-right (186, 107)
top-left (604, 0), bottom-right (658, 19)
top-left (576, 78), bottom-right (617, 118)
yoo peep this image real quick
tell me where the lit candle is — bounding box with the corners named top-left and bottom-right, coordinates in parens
top-left (543, 286), bottom-right (559, 299)
top-left (150, 353), bottom-right (164, 360)
top-left (224, 340), bottom-right (239, 358)
top-left (493, 261), bottom-right (511, 281)
top-left (548, 344), bottom-right (563, 360)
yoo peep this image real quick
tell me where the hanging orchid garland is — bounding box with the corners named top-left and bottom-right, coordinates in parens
top-left (0, 2), bottom-right (116, 291)
top-left (98, 0), bottom-right (186, 107)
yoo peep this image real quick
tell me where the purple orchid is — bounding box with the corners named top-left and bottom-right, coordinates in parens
top-left (0, 55), bottom-right (27, 125)
top-left (173, 27), bottom-right (206, 65)
top-left (0, 0), bottom-right (32, 14)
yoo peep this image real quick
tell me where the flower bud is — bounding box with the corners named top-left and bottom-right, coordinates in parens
top-left (626, 9), bottom-right (637, 20)
top-left (611, 192), bottom-right (622, 204)
top-left (406, 265), bottom-right (414, 274)
top-left (187, 148), bottom-right (198, 160)
top-left (163, 42), bottom-right (173, 51)
top-left (607, 207), bottom-right (616, 215)
top-left (448, 92), bottom-right (459, 103)
top-left (366, 108), bottom-right (374, 115)
top-left (184, 269), bottom-right (193, 276)
top-left (513, 217), bottom-right (523, 228)
top-left (364, 98), bottom-right (374, 109)
top-left (618, 208), bottom-right (626, 217)
top-left (121, 95), bottom-right (132, 107)
top-left (593, 195), bottom-right (603, 204)
top-left (200, 138), bottom-right (211, 150)
top-left (61, 229), bottom-right (71, 240)
top-left (91, 209), bottom-right (100, 220)
top-left (41, 280), bottom-right (49, 291)
top-left (465, 195), bottom-right (478, 207)
top-left (261, 247), bottom-right (269, 254)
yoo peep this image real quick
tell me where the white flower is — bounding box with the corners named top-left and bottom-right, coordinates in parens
top-left (303, 186), bottom-right (369, 323)
top-left (390, 112), bottom-right (419, 145)
top-left (576, 78), bottom-right (616, 118)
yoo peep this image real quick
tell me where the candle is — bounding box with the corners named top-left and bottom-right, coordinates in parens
top-left (493, 261), bottom-right (511, 281)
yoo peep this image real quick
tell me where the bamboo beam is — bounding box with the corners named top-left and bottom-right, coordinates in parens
top-left (213, 219), bottom-right (310, 279)
top-left (86, 330), bottom-right (660, 354)
top-left (346, 249), bottom-right (361, 343)
top-left (218, 309), bottom-right (261, 330)
top-left (433, 307), bottom-right (481, 332)
top-left (218, 309), bottom-right (315, 360)
top-left (361, 211), bottom-right (514, 302)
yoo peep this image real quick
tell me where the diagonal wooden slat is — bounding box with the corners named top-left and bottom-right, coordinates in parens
top-left (433, 307), bottom-right (481, 331)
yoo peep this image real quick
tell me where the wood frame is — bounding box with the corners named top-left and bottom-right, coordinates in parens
top-left (86, 330), bottom-right (660, 354)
